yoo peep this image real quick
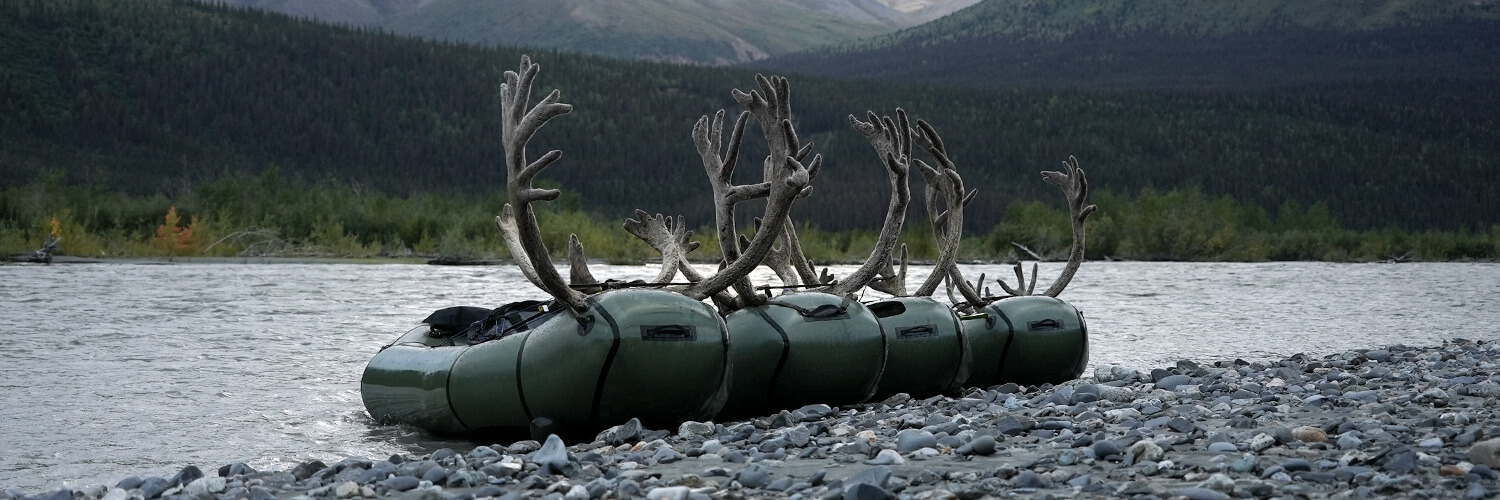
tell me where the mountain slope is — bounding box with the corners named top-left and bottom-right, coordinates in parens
top-left (199, 0), bottom-right (980, 64)
top-left (756, 0), bottom-right (1500, 89)
top-left (380, 0), bottom-right (902, 64)
top-left (871, 0), bottom-right (1500, 43)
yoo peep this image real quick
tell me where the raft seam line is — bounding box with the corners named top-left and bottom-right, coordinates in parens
top-left (994, 306), bottom-right (1017, 384)
top-left (947, 310), bottom-right (966, 393)
top-left (588, 296), bottom-right (623, 428)
top-left (516, 329), bottom-right (537, 423)
top-left (750, 306), bottom-right (793, 409)
top-left (445, 348), bottom-right (474, 432)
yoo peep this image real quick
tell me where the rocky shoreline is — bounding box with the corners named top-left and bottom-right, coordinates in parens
top-left (8, 339), bottom-right (1500, 500)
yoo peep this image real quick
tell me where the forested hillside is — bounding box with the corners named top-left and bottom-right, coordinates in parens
top-left (2, 0), bottom-right (1496, 240)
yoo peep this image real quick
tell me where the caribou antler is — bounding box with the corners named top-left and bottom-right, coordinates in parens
top-left (682, 75), bottom-right (819, 307)
top-left (996, 156), bottom-right (1096, 298)
top-left (496, 56), bottom-right (589, 313)
top-left (622, 210), bottom-right (696, 284)
top-left (824, 110), bottom-right (913, 296)
top-left (906, 120), bottom-right (985, 309)
top-left (1038, 156), bottom-right (1095, 296)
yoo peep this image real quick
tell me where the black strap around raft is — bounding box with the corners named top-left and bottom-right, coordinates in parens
top-left (762, 294), bottom-right (855, 321)
top-left (460, 300), bottom-right (558, 343)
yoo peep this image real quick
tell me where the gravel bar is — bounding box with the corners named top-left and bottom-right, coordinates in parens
top-left (7, 339), bottom-right (1500, 500)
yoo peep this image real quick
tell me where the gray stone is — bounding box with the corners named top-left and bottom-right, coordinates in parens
top-left (677, 421), bottom-right (714, 439)
top-left (1129, 440), bottom-right (1165, 462)
top-left (646, 486), bottom-right (690, 500)
top-left (248, 486), bottom-right (276, 500)
top-left (505, 440), bottom-right (541, 455)
top-left (1058, 449), bottom-right (1079, 466)
top-left (994, 415), bottom-right (1033, 436)
top-left (598, 418), bottom-right (644, 446)
top-left (1155, 374), bottom-right (1194, 390)
top-left (380, 476), bottom-right (419, 492)
top-left (139, 477), bottom-right (171, 499)
top-left (1382, 448), bottom-right (1417, 473)
top-left (419, 466), bottom-right (448, 484)
top-left (843, 483), bottom-right (894, 500)
top-left (1167, 416), bottom-right (1195, 433)
top-left (170, 465), bottom-right (205, 487)
top-left (895, 429), bottom-right (938, 453)
top-left (1231, 454), bottom-right (1257, 473)
top-left (291, 461), bottom-right (326, 481)
top-left (1092, 440), bottom-right (1122, 459)
top-left (1094, 365), bottom-right (1139, 383)
top-left (529, 434), bottom-right (577, 476)
top-left (734, 464), bottom-right (772, 489)
top-left (651, 446), bottom-right (682, 464)
top-left (1167, 487), bottom-right (1231, 500)
top-left (1280, 458), bottom-right (1312, 472)
top-left (956, 435), bottom-right (997, 456)
top-left (843, 466), bottom-right (887, 488)
top-left (1470, 438), bottom-right (1500, 468)
top-left (793, 404), bottom-right (835, 421)
top-left (865, 449), bottom-right (904, 465)
top-left (1011, 471), bottom-right (1045, 488)
top-left (100, 488), bottom-right (128, 500)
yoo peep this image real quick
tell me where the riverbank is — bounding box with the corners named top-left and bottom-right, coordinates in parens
top-left (6, 339), bottom-right (1499, 500)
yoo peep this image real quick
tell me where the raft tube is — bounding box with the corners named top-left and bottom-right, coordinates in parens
top-left (361, 288), bottom-right (730, 437)
top-left (866, 296), bottom-right (971, 401)
top-left (717, 292), bottom-right (885, 420)
top-left (962, 295), bottom-right (1088, 387)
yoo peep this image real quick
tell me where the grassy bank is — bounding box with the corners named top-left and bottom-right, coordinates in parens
top-left (3, 172), bottom-right (1497, 263)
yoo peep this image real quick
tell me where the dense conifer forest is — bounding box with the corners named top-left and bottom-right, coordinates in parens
top-left (2, 0), bottom-right (1496, 261)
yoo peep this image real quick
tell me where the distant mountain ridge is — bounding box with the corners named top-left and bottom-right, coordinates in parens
top-left (199, 0), bottom-right (980, 64)
top-left (755, 0), bottom-right (1500, 89)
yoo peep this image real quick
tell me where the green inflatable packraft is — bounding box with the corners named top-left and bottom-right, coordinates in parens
top-left (867, 296), bottom-right (971, 401)
top-left (717, 293), bottom-right (884, 419)
top-left (962, 295), bottom-right (1088, 387)
top-left (361, 288), bottom-right (730, 436)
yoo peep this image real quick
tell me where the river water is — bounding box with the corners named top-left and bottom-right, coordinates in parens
top-left (1, 260), bottom-right (1497, 492)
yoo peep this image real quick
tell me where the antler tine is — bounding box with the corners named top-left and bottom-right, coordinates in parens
top-left (1038, 156), bottom-right (1097, 297)
top-left (568, 235), bottom-right (601, 293)
top-left (622, 210), bottom-right (684, 284)
top-left (827, 109), bottom-right (912, 296)
top-left (1027, 262), bottom-right (1039, 295)
top-left (994, 262), bottom-right (1025, 297)
top-left (866, 243), bottom-right (909, 297)
top-left (498, 56), bottom-right (587, 313)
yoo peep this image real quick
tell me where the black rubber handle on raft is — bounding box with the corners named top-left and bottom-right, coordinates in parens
top-left (1028, 318), bottom-right (1063, 331)
top-left (897, 324), bottom-right (938, 339)
top-left (641, 325), bottom-right (697, 341)
top-left (801, 304), bottom-right (850, 321)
